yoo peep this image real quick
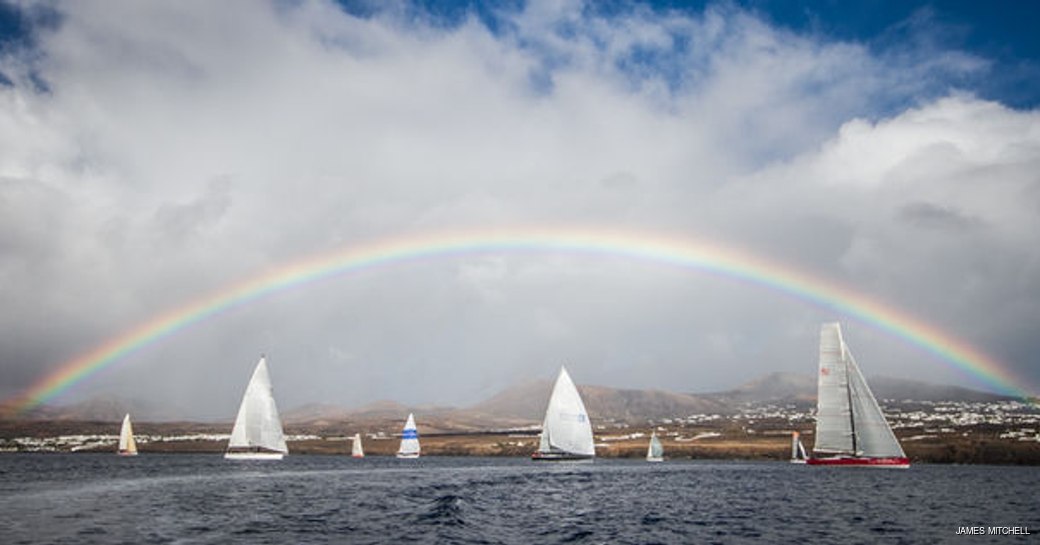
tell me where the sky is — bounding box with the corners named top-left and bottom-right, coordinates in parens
top-left (0, 0), bottom-right (1038, 418)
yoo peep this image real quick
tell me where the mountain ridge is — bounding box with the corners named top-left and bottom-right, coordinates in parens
top-left (5, 372), bottom-right (1017, 425)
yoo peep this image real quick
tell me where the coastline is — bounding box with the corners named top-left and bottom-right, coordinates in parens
top-left (5, 427), bottom-right (1039, 465)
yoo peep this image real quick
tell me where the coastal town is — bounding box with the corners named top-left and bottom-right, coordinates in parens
top-left (4, 396), bottom-right (1038, 464)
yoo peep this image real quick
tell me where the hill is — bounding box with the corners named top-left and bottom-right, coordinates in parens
top-left (700, 372), bottom-right (816, 406)
top-left (699, 372), bottom-right (1016, 406)
top-left (468, 379), bottom-right (729, 424)
top-left (867, 376), bottom-right (1014, 403)
top-left (4, 372), bottom-right (1016, 428)
top-left (3, 394), bottom-right (181, 422)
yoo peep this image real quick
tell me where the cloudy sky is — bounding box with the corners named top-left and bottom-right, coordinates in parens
top-left (1, 0), bottom-right (1038, 418)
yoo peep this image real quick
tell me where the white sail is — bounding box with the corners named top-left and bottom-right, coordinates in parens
top-left (812, 323), bottom-right (905, 459)
top-left (846, 350), bottom-right (906, 458)
top-left (351, 433), bottom-right (365, 458)
top-left (814, 323), bottom-right (853, 454)
top-left (646, 431), bottom-right (664, 462)
top-left (397, 413), bottom-right (420, 458)
top-left (790, 431), bottom-right (808, 463)
top-left (535, 366), bottom-right (595, 459)
top-left (225, 356), bottom-right (288, 460)
top-left (117, 413), bottom-right (138, 456)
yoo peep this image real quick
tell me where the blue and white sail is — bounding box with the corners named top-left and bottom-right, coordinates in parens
top-left (532, 366), bottom-right (595, 460)
top-left (397, 413), bottom-right (421, 458)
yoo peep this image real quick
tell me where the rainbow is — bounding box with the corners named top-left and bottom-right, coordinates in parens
top-left (4, 226), bottom-right (1035, 414)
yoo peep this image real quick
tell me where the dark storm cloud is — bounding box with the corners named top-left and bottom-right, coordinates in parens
top-left (896, 201), bottom-right (983, 232)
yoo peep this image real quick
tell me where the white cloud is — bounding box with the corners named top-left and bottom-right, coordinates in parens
top-left (0, 0), bottom-right (1036, 415)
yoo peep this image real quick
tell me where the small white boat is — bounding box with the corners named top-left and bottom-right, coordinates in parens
top-left (646, 430), bottom-right (664, 462)
top-left (790, 431), bottom-right (808, 464)
top-left (351, 433), bottom-right (365, 458)
top-left (225, 356), bottom-right (288, 461)
top-left (532, 366), bottom-right (595, 461)
top-left (117, 413), bottom-right (138, 456)
top-left (396, 413), bottom-right (420, 459)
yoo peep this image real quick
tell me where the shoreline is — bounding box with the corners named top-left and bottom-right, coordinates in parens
top-left (5, 434), bottom-right (1039, 465)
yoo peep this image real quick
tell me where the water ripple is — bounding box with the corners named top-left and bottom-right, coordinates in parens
top-left (0, 455), bottom-right (1037, 544)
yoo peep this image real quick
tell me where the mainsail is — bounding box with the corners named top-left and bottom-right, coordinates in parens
top-left (225, 356), bottom-right (288, 460)
top-left (810, 323), bottom-right (907, 466)
top-left (117, 413), bottom-right (138, 456)
top-left (646, 431), bottom-right (664, 462)
top-left (351, 433), bottom-right (365, 458)
top-left (397, 413), bottom-right (420, 458)
top-left (533, 366), bottom-right (595, 460)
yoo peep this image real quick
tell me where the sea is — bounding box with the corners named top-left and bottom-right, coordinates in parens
top-left (0, 454), bottom-right (1036, 544)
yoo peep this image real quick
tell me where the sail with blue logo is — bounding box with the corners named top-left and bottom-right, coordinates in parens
top-left (397, 413), bottom-right (421, 458)
top-left (532, 366), bottom-right (595, 460)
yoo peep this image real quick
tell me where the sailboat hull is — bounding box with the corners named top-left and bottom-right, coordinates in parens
top-left (224, 451), bottom-right (285, 461)
top-left (531, 451), bottom-right (594, 461)
top-left (646, 456), bottom-right (664, 463)
top-left (117, 450), bottom-right (138, 457)
top-left (807, 456), bottom-right (909, 468)
top-left (396, 452), bottom-right (420, 459)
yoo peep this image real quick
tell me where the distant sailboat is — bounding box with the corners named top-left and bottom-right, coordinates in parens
top-left (117, 413), bottom-right (138, 456)
top-left (790, 431), bottom-right (808, 464)
top-left (396, 413), bottom-right (420, 459)
top-left (351, 433), bottom-right (365, 458)
top-left (808, 323), bottom-right (909, 468)
top-left (532, 366), bottom-right (596, 461)
top-left (646, 430), bottom-right (664, 462)
top-left (225, 356), bottom-right (288, 460)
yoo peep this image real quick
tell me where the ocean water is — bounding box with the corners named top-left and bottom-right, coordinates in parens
top-left (0, 454), bottom-right (1036, 544)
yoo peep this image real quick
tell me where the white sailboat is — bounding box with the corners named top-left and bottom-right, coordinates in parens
top-left (532, 366), bottom-right (596, 461)
top-left (646, 430), bottom-right (664, 462)
top-left (117, 413), bottom-right (138, 456)
top-left (808, 323), bottom-right (909, 468)
top-left (351, 433), bottom-right (365, 458)
top-left (790, 431), bottom-right (808, 464)
top-left (396, 413), bottom-right (420, 459)
top-left (225, 356), bottom-right (288, 460)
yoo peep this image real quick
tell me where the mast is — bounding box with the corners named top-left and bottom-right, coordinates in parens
top-left (843, 337), bottom-right (858, 455)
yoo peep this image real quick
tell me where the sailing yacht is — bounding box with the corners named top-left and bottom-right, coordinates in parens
top-left (532, 366), bottom-right (596, 461)
top-left (790, 431), bottom-right (808, 464)
top-left (225, 356), bottom-right (289, 460)
top-left (808, 323), bottom-right (909, 468)
top-left (117, 413), bottom-right (138, 456)
top-left (351, 433), bottom-right (365, 458)
top-left (646, 430), bottom-right (664, 462)
top-left (396, 413), bottom-right (421, 459)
